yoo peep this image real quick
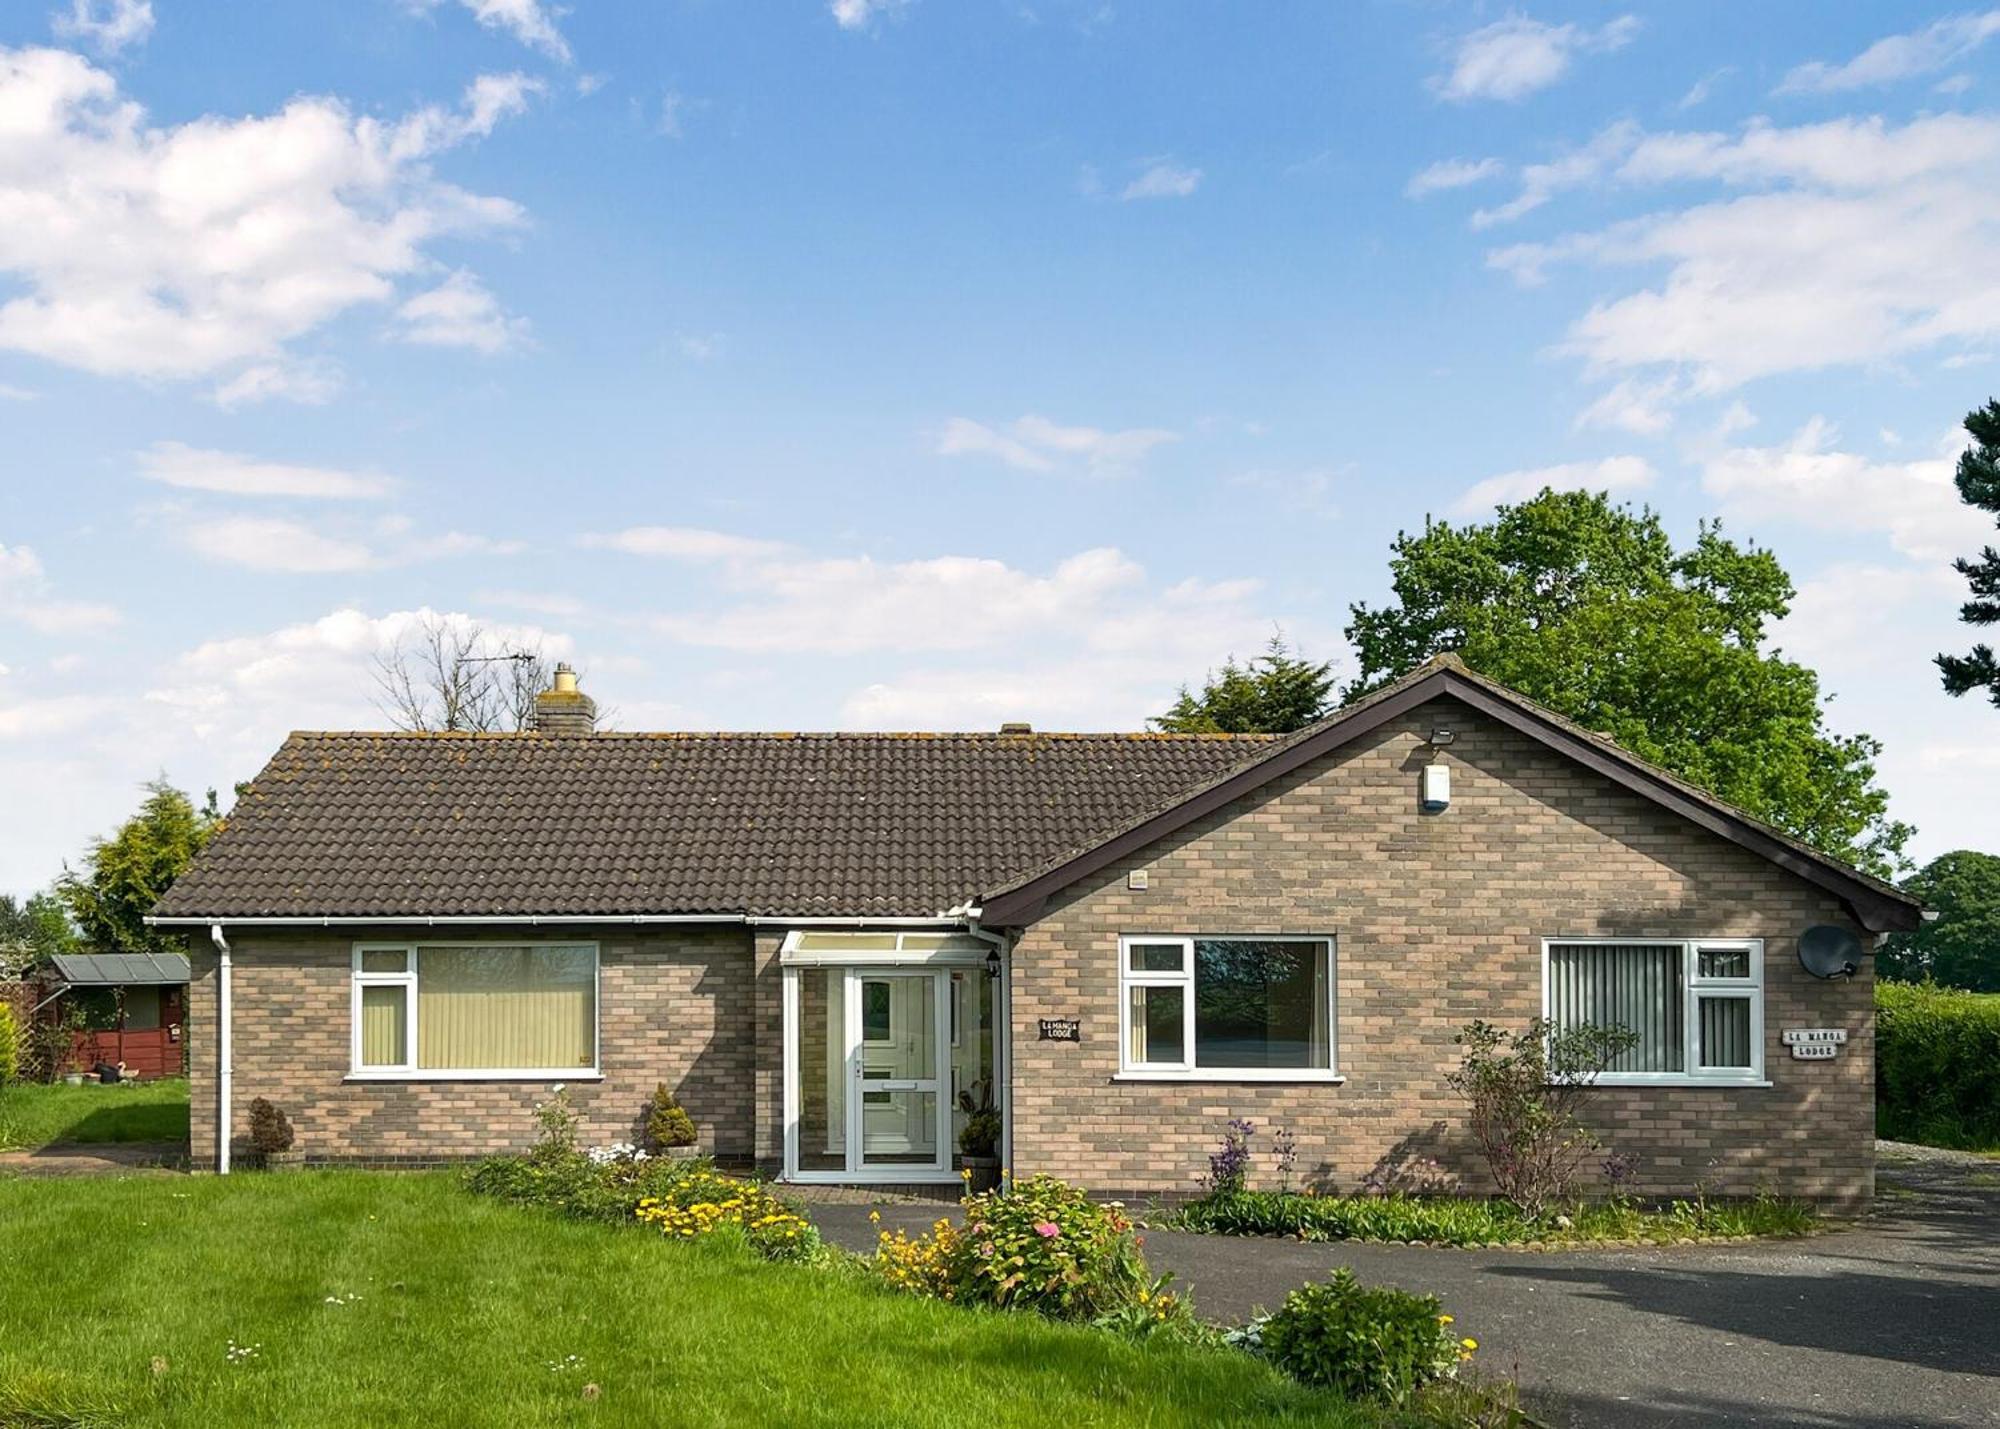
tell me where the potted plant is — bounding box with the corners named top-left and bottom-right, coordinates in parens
top-left (957, 1080), bottom-right (1001, 1192)
top-left (644, 1083), bottom-right (700, 1160)
top-left (248, 1096), bottom-right (302, 1171)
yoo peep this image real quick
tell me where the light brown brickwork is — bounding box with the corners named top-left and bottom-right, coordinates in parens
top-left (185, 694), bottom-right (1877, 1207)
top-left (185, 925), bottom-right (755, 1168)
top-left (1008, 697), bottom-right (1877, 1209)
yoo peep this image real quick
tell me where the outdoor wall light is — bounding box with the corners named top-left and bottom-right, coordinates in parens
top-left (1427, 727), bottom-right (1456, 748)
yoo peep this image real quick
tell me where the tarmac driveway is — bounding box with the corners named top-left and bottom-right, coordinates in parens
top-left (810, 1145), bottom-right (2000, 1428)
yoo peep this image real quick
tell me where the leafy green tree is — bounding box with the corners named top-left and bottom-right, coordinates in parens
top-left (1153, 634), bottom-right (1336, 734)
top-left (1344, 489), bottom-right (1912, 876)
top-left (1938, 399), bottom-right (2000, 708)
top-left (0, 890), bottom-right (78, 966)
top-left (1878, 850), bottom-right (2000, 992)
top-left (57, 780), bottom-right (221, 956)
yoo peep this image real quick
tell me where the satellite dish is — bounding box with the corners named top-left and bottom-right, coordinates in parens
top-left (1799, 924), bottom-right (1861, 979)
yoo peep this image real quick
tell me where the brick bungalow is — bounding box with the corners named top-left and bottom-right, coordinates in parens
top-left (147, 657), bottom-right (1921, 1207)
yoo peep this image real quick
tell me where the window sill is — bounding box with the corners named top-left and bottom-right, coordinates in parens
top-left (1586, 1077), bottom-right (1772, 1089)
top-left (1114, 1071), bottom-right (1346, 1084)
top-left (344, 1071), bottom-right (604, 1084)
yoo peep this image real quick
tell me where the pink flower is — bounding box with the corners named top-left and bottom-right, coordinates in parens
top-left (1033, 1221), bottom-right (1061, 1239)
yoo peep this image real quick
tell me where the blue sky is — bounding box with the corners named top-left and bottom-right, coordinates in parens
top-left (2, 0), bottom-right (1997, 895)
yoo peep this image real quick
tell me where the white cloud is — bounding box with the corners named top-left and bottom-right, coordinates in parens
top-left (1434, 14), bottom-right (1639, 103)
top-left (1120, 159), bottom-right (1201, 201)
top-left (0, 383), bottom-right (37, 401)
top-left (643, 542), bottom-right (1277, 666)
top-left (0, 542), bottom-right (120, 633)
top-left (50, 0), bottom-right (152, 55)
top-left (414, 0), bottom-right (572, 63)
top-left (1451, 455), bottom-right (1655, 515)
top-left (1472, 120), bottom-right (1639, 228)
top-left (830, 0), bottom-right (912, 31)
top-left (181, 516), bottom-right (376, 574)
top-left (0, 49), bottom-right (529, 385)
top-left (208, 360), bottom-right (343, 409)
top-left (137, 442), bottom-right (393, 500)
top-left (173, 512), bottom-right (522, 573)
top-left (392, 270), bottom-right (530, 353)
top-left (1574, 377), bottom-right (1677, 436)
top-left (676, 331), bottom-right (721, 361)
top-left (1777, 10), bottom-right (2000, 95)
top-left (1701, 419), bottom-right (1990, 564)
top-left (1406, 156), bottom-right (1503, 199)
top-left (579, 527), bottom-right (785, 561)
top-left (937, 414), bottom-right (1178, 473)
top-left (1486, 113), bottom-right (2000, 391)
top-left (1677, 66), bottom-right (1732, 110)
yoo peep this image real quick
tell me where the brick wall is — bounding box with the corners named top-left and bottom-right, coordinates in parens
top-left (185, 925), bottom-right (756, 1168)
top-left (1008, 697), bottom-right (1878, 1209)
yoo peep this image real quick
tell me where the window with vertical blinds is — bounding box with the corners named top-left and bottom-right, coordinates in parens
top-left (1545, 939), bottom-right (1763, 1084)
top-left (351, 943), bottom-right (598, 1076)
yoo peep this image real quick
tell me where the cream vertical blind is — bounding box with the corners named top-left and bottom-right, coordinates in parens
top-left (415, 945), bottom-right (596, 1070)
top-left (359, 984), bottom-right (408, 1068)
top-left (1547, 942), bottom-right (1685, 1073)
top-left (1698, 996), bottom-right (1753, 1069)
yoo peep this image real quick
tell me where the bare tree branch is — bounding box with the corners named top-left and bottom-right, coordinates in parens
top-left (372, 615), bottom-right (548, 733)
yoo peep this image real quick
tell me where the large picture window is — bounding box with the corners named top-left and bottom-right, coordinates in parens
top-left (1118, 935), bottom-right (1336, 1080)
top-left (351, 942), bottom-right (599, 1077)
top-left (1543, 938), bottom-right (1764, 1085)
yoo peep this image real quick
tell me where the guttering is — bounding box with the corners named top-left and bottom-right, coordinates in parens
top-left (146, 913), bottom-right (978, 929)
top-left (211, 923), bottom-right (232, 1176)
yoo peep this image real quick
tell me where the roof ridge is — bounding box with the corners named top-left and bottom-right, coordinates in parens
top-left (283, 729), bottom-right (1287, 742)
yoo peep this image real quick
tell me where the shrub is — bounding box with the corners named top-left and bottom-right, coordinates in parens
top-left (246, 1097), bottom-right (293, 1155)
top-left (633, 1166), bottom-right (817, 1261)
top-left (1252, 1268), bottom-right (1474, 1404)
top-left (872, 1174), bottom-right (1169, 1322)
top-left (644, 1083), bottom-right (697, 1150)
top-left (1877, 981), bottom-right (2000, 1149)
top-left (0, 1002), bottom-right (17, 1086)
top-left (1446, 1017), bottom-right (1638, 1217)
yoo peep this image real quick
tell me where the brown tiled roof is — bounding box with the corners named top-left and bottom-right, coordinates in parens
top-left (152, 730), bottom-right (1279, 920)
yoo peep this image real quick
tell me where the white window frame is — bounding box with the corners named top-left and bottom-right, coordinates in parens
top-left (1115, 934), bottom-right (1342, 1083)
top-left (347, 940), bottom-right (602, 1082)
top-left (1541, 937), bottom-right (1766, 1087)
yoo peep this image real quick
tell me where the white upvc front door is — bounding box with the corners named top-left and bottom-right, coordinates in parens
top-left (853, 970), bottom-right (947, 1172)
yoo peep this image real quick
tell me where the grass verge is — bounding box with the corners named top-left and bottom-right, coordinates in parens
top-left (0, 1078), bottom-right (190, 1151)
top-left (0, 1171), bottom-right (1395, 1428)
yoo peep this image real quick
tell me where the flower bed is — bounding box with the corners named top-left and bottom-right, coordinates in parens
top-left (1172, 1187), bottom-right (1817, 1247)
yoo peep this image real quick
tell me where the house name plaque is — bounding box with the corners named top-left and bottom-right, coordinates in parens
top-left (1783, 1028), bottom-right (1847, 1060)
top-left (1038, 1018), bottom-right (1081, 1042)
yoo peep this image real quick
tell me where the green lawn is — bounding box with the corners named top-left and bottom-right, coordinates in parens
top-left (0, 1078), bottom-right (190, 1151)
top-left (0, 1172), bottom-right (1382, 1428)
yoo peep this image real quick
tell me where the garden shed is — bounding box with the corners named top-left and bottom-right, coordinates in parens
top-left (38, 951), bottom-right (189, 1080)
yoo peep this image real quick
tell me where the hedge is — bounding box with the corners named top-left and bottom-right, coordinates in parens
top-left (0, 1001), bottom-right (16, 1084)
top-left (1876, 981), bottom-right (2000, 1150)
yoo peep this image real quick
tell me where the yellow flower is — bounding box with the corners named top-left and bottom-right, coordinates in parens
top-left (1461, 1338), bottom-right (1478, 1350)
top-left (1438, 1313), bottom-right (1453, 1324)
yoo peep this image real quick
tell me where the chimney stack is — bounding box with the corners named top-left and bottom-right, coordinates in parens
top-left (532, 663), bottom-right (597, 735)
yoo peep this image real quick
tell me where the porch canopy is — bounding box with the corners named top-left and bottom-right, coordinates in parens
top-left (46, 951), bottom-right (191, 986)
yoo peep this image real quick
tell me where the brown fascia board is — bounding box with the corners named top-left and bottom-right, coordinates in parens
top-left (979, 670), bottom-right (1923, 935)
